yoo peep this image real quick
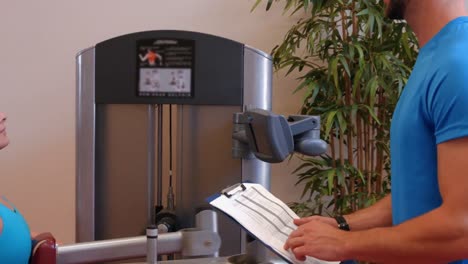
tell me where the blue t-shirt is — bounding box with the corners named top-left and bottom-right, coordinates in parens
top-left (391, 16), bottom-right (468, 264)
top-left (0, 198), bottom-right (32, 264)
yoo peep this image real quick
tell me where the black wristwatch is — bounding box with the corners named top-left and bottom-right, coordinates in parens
top-left (335, 215), bottom-right (350, 231)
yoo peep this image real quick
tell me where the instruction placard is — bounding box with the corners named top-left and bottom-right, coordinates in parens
top-left (137, 39), bottom-right (194, 97)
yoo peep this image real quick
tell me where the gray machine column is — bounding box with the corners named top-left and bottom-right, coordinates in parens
top-left (76, 47), bottom-right (96, 242)
top-left (242, 46), bottom-right (272, 188)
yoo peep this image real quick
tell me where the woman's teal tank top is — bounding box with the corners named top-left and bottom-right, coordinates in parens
top-left (0, 197), bottom-right (32, 264)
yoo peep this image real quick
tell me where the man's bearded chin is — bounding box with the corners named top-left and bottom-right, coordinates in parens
top-left (386, 0), bottom-right (407, 20)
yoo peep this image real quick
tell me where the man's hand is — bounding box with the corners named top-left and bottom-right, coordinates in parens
top-left (293, 215), bottom-right (338, 228)
top-left (284, 218), bottom-right (350, 261)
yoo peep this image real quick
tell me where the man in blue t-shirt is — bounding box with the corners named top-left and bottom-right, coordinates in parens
top-left (284, 0), bottom-right (468, 263)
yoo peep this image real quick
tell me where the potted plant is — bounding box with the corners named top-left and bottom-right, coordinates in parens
top-left (254, 0), bottom-right (419, 215)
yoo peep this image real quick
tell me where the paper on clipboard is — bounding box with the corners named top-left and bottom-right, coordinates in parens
top-left (209, 183), bottom-right (339, 264)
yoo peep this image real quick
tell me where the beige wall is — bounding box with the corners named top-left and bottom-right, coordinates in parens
top-left (0, 0), bottom-right (308, 244)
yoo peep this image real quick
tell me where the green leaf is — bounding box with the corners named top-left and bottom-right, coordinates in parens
top-left (266, 0), bottom-right (274, 10)
top-left (402, 31), bottom-right (413, 59)
top-left (336, 110), bottom-right (347, 133)
top-left (251, 0), bottom-right (263, 12)
top-left (284, 0), bottom-right (295, 13)
top-left (376, 16), bottom-right (383, 37)
top-left (293, 79), bottom-right (310, 94)
top-left (301, 181), bottom-right (313, 198)
top-left (291, 162), bottom-right (313, 174)
top-left (368, 13), bottom-right (375, 35)
top-left (307, 82), bottom-right (320, 104)
top-left (352, 68), bottom-right (363, 98)
top-left (324, 110), bottom-right (337, 139)
top-left (361, 105), bottom-right (381, 125)
top-left (357, 8), bottom-right (369, 16)
top-left (338, 56), bottom-right (351, 78)
top-left (336, 168), bottom-right (345, 186)
top-left (368, 76), bottom-right (379, 107)
top-left (357, 169), bottom-right (365, 182)
top-left (351, 104), bottom-right (358, 122)
top-left (330, 57), bottom-right (339, 89)
top-left (354, 43), bottom-right (365, 68)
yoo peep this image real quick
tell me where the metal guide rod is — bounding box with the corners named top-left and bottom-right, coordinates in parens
top-left (167, 104), bottom-right (175, 211)
top-left (147, 105), bottom-right (156, 224)
top-left (157, 105), bottom-right (163, 208)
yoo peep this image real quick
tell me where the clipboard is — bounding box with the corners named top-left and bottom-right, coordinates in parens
top-left (208, 183), bottom-right (340, 264)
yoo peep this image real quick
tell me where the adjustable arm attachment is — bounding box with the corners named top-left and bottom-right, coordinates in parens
top-left (232, 109), bottom-right (327, 163)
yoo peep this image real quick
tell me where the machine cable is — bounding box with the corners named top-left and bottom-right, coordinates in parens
top-left (155, 104), bottom-right (178, 238)
top-left (155, 104), bottom-right (164, 216)
top-left (167, 104), bottom-right (175, 211)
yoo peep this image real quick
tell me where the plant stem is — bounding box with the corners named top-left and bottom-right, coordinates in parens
top-left (331, 131), bottom-right (338, 204)
top-left (339, 131), bottom-right (345, 167)
top-left (331, 132), bottom-right (337, 169)
top-left (376, 91), bottom-right (386, 194)
top-left (352, 0), bottom-right (358, 36)
top-left (371, 119), bottom-right (375, 194)
top-left (367, 102), bottom-right (372, 196)
top-left (339, 129), bottom-right (346, 213)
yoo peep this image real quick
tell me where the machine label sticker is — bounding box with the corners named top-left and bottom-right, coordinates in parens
top-left (137, 39), bottom-right (194, 97)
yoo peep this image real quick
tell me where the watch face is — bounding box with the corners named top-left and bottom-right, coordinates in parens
top-left (335, 216), bottom-right (350, 231)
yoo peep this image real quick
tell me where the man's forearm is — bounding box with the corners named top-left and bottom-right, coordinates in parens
top-left (345, 206), bottom-right (468, 263)
top-left (344, 194), bottom-right (393, 231)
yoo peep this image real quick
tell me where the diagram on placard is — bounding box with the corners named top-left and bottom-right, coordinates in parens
top-left (139, 49), bottom-right (163, 66)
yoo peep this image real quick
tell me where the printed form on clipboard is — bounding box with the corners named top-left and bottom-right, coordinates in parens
top-left (208, 183), bottom-right (339, 264)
